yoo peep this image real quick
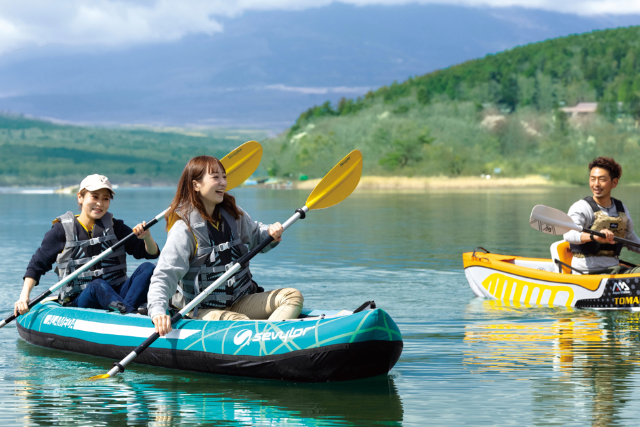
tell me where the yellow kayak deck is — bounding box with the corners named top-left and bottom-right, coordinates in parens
top-left (463, 248), bottom-right (640, 309)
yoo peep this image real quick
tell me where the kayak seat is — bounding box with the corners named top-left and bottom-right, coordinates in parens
top-left (550, 240), bottom-right (573, 274)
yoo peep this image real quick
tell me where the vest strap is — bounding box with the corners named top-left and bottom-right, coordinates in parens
top-left (58, 248), bottom-right (126, 270)
top-left (63, 234), bottom-right (117, 248)
top-left (199, 264), bottom-right (231, 275)
top-left (196, 247), bottom-right (214, 256)
top-left (180, 266), bottom-right (251, 302)
top-left (76, 264), bottom-right (127, 278)
top-left (176, 278), bottom-right (253, 302)
top-left (213, 238), bottom-right (243, 253)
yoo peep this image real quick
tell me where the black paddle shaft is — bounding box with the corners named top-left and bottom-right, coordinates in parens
top-left (3, 216), bottom-right (161, 326)
top-left (584, 228), bottom-right (640, 249)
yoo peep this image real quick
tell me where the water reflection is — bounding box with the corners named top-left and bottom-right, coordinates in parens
top-left (463, 300), bottom-right (640, 426)
top-left (9, 340), bottom-right (403, 426)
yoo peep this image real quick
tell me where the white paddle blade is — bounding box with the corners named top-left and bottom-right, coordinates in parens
top-left (529, 204), bottom-right (581, 235)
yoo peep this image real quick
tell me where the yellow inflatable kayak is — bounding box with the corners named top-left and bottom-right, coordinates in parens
top-left (463, 245), bottom-right (640, 310)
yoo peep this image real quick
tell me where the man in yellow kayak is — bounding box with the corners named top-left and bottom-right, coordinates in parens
top-left (564, 157), bottom-right (640, 274)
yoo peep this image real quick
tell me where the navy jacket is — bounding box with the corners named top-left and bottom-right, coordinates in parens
top-left (24, 217), bottom-right (160, 285)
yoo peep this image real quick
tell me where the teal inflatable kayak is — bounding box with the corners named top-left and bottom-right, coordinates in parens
top-left (16, 302), bottom-right (402, 382)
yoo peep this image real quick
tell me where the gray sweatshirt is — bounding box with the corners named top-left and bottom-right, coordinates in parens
top-left (563, 199), bottom-right (640, 273)
top-left (147, 207), bottom-right (278, 319)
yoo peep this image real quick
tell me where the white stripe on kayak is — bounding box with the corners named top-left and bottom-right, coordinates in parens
top-left (73, 319), bottom-right (199, 340)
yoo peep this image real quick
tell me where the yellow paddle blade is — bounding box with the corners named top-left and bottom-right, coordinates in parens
top-left (306, 150), bottom-right (363, 210)
top-left (87, 373), bottom-right (111, 380)
top-left (220, 140), bottom-right (263, 191)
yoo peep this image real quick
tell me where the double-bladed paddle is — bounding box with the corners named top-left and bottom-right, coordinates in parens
top-left (1, 140), bottom-right (263, 329)
top-left (529, 204), bottom-right (640, 249)
top-left (90, 149), bottom-right (363, 380)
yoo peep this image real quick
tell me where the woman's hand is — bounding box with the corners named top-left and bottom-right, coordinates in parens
top-left (152, 314), bottom-right (172, 336)
top-left (133, 221), bottom-right (150, 240)
top-left (268, 222), bottom-right (283, 242)
top-left (14, 295), bottom-right (30, 316)
top-left (14, 278), bottom-right (36, 316)
top-left (134, 221), bottom-right (159, 255)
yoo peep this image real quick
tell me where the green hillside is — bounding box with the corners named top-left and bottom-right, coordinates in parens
top-left (263, 26), bottom-right (640, 184)
top-left (0, 114), bottom-right (267, 186)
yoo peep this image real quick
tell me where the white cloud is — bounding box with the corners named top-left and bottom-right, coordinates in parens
top-left (0, 1), bottom-right (230, 55)
top-left (0, 1), bottom-right (637, 56)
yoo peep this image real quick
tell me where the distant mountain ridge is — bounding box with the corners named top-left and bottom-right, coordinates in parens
top-left (0, 4), bottom-right (638, 129)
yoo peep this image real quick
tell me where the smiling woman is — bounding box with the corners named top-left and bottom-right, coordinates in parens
top-left (147, 155), bottom-right (303, 336)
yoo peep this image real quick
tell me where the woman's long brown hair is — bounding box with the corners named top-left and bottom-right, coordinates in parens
top-left (166, 155), bottom-right (242, 231)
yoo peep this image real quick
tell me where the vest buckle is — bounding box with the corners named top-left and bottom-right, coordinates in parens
top-left (216, 242), bottom-right (231, 252)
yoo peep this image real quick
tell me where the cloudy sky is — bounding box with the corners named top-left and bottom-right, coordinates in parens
top-left (0, 1), bottom-right (638, 56)
top-left (0, 1), bottom-right (637, 127)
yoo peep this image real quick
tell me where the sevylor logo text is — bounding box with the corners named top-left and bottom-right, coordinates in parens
top-left (43, 315), bottom-right (77, 328)
top-left (233, 326), bottom-right (315, 346)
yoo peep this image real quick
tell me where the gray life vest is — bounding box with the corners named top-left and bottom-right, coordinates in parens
top-left (55, 211), bottom-right (128, 305)
top-left (174, 208), bottom-right (253, 311)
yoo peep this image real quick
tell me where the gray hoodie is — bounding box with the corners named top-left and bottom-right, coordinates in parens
top-left (564, 199), bottom-right (640, 273)
top-left (147, 207), bottom-right (278, 319)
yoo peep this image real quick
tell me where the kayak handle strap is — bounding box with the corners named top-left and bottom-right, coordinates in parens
top-left (553, 259), bottom-right (611, 275)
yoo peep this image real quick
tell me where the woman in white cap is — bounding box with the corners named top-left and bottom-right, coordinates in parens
top-left (14, 174), bottom-right (160, 316)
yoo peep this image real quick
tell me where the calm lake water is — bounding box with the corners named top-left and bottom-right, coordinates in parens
top-left (3, 185), bottom-right (640, 426)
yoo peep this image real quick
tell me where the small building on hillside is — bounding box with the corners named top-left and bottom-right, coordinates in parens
top-left (560, 102), bottom-right (598, 118)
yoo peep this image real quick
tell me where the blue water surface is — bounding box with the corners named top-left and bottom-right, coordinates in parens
top-left (3, 186), bottom-right (640, 425)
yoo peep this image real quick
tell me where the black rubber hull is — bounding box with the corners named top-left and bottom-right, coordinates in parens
top-left (18, 324), bottom-right (403, 382)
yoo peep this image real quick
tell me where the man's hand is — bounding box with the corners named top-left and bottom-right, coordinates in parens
top-left (594, 229), bottom-right (616, 245)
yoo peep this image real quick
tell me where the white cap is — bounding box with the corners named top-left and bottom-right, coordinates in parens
top-left (79, 174), bottom-right (115, 195)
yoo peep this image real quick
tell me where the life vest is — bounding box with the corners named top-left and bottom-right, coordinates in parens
top-left (570, 196), bottom-right (628, 258)
top-left (173, 207), bottom-right (254, 311)
top-left (55, 211), bottom-right (128, 305)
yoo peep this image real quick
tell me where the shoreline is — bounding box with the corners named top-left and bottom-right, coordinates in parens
top-left (1, 175), bottom-right (560, 193)
top-left (292, 175), bottom-right (555, 190)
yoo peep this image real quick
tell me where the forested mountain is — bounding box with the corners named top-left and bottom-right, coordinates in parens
top-left (264, 26), bottom-right (640, 184)
top-left (292, 26), bottom-right (640, 126)
top-left (0, 115), bottom-right (258, 186)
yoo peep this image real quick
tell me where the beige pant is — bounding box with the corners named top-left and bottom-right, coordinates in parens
top-left (191, 288), bottom-right (303, 321)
